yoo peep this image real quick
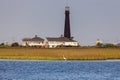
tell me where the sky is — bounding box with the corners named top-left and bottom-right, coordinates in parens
top-left (0, 0), bottom-right (120, 46)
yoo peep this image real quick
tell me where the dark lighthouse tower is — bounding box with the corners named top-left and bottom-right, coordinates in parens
top-left (64, 6), bottom-right (71, 39)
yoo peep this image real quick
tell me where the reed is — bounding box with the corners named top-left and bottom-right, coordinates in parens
top-left (0, 48), bottom-right (120, 60)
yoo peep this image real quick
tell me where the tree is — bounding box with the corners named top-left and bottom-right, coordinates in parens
top-left (0, 43), bottom-right (4, 46)
top-left (96, 39), bottom-right (103, 47)
top-left (96, 42), bottom-right (102, 47)
top-left (103, 44), bottom-right (115, 48)
top-left (11, 42), bottom-right (19, 47)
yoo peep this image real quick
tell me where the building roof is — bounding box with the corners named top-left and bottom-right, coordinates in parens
top-left (22, 35), bottom-right (44, 41)
top-left (22, 38), bottom-right (31, 41)
top-left (31, 37), bottom-right (44, 41)
top-left (46, 37), bottom-right (77, 42)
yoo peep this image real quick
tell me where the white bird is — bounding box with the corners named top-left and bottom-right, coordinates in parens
top-left (63, 55), bottom-right (67, 61)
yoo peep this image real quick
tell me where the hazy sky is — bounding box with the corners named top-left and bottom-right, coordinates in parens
top-left (0, 0), bottom-right (120, 46)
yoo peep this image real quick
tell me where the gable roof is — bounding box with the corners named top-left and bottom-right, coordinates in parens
top-left (46, 37), bottom-right (77, 42)
top-left (31, 36), bottom-right (44, 41)
top-left (22, 38), bottom-right (31, 41)
top-left (22, 35), bottom-right (44, 41)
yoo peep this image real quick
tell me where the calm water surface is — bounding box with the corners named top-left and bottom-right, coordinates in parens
top-left (0, 60), bottom-right (120, 80)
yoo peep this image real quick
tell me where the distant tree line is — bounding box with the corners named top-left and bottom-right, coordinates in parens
top-left (0, 42), bottom-right (20, 48)
top-left (96, 43), bottom-right (120, 48)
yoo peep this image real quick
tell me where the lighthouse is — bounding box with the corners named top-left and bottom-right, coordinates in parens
top-left (64, 6), bottom-right (71, 39)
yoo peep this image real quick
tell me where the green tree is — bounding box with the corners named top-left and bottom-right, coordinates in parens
top-left (11, 42), bottom-right (19, 47)
top-left (0, 43), bottom-right (4, 46)
top-left (96, 42), bottom-right (102, 47)
top-left (103, 44), bottom-right (115, 48)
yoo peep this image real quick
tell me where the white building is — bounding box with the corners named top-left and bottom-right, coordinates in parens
top-left (46, 37), bottom-right (79, 48)
top-left (22, 35), bottom-right (44, 47)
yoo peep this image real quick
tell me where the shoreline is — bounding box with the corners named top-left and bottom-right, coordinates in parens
top-left (0, 59), bottom-right (120, 62)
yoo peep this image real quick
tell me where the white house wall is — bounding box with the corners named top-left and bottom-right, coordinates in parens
top-left (48, 41), bottom-right (64, 48)
top-left (47, 41), bottom-right (79, 48)
top-left (22, 41), bottom-right (44, 46)
top-left (64, 42), bottom-right (79, 46)
top-left (22, 41), bottom-right (79, 48)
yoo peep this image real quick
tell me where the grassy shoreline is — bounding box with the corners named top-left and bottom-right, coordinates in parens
top-left (0, 48), bottom-right (120, 60)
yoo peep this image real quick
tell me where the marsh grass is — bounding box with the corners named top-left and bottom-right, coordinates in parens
top-left (0, 48), bottom-right (120, 60)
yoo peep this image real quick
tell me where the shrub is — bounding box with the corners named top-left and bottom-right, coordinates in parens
top-left (11, 42), bottom-right (19, 47)
top-left (103, 44), bottom-right (116, 48)
top-left (0, 43), bottom-right (4, 46)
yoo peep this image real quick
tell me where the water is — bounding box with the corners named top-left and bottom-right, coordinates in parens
top-left (0, 60), bottom-right (120, 80)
